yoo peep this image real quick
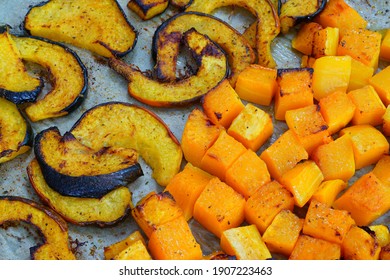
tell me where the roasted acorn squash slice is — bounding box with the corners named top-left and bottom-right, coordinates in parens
top-left (0, 97), bottom-right (33, 164)
top-left (152, 11), bottom-right (255, 86)
top-left (24, 0), bottom-right (137, 58)
top-left (109, 28), bottom-right (228, 106)
top-left (34, 127), bottom-right (143, 198)
top-left (70, 102), bottom-right (182, 187)
top-left (27, 159), bottom-right (132, 226)
top-left (0, 196), bottom-right (75, 260)
top-left (11, 35), bottom-right (88, 122)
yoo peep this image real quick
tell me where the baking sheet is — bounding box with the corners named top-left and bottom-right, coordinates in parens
top-left (0, 0), bottom-right (389, 260)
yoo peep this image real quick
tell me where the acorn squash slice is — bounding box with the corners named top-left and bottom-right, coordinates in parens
top-left (24, 0), bottom-right (137, 58)
top-left (0, 97), bottom-right (33, 164)
top-left (152, 11), bottom-right (255, 86)
top-left (27, 159), bottom-right (132, 227)
top-left (0, 196), bottom-right (75, 260)
top-left (109, 28), bottom-right (228, 106)
top-left (34, 127), bottom-right (143, 198)
top-left (11, 35), bottom-right (88, 122)
top-left (70, 102), bottom-right (182, 187)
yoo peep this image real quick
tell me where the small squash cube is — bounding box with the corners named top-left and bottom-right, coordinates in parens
top-left (202, 79), bottom-right (245, 128)
top-left (334, 172), bottom-right (390, 226)
top-left (165, 163), bottom-right (213, 221)
top-left (312, 27), bottom-right (340, 58)
top-left (289, 235), bottom-right (341, 260)
top-left (127, 0), bottom-right (169, 20)
top-left (372, 155), bottom-right (390, 186)
top-left (303, 199), bottom-right (355, 245)
top-left (369, 224), bottom-right (390, 247)
top-left (347, 85), bottom-right (386, 126)
top-left (339, 124), bottom-right (389, 170)
top-left (220, 224), bottom-right (272, 260)
top-left (380, 29), bottom-right (390, 62)
top-left (193, 177), bottom-right (245, 238)
top-left (200, 130), bottom-right (247, 181)
top-left (245, 180), bottom-right (295, 234)
top-left (279, 160), bottom-right (324, 208)
top-left (342, 226), bottom-right (381, 260)
top-left (234, 64), bottom-right (277, 106)
top-left (348, 58), bottom-right (374, 92)
top-left (113, 240), bottom-right (152, 260)
top-left (262, 210), bottom-right (303, 257)
top-left (181, 108), bottom-right (224, 167)
top-left (319, 90), bottom-right (356, 135)
top-left (274, 68), bottom-right (314, 121)
top-left (104, 230), bottom-right (146, 260)
top-left (225, 149), bottom-right (271, 199)
top-left (148, 215), bottom-right (202, 260)
top-left (311, 179), bottom-right (347, 207)
top-left (260, 130), bottom-right (309, 180)
top-left (312, 55), bottom-right (351, 101)
top-left (369, 65), bottom-right (390, 106)
top-left (311, 134), bottom-right (355, 181)
top-left (382, 105), bottom-right (390, 136)
top-left (292, 22), bottom-right (323, 55)
top-left (227, 103), bottom-right (273, 151)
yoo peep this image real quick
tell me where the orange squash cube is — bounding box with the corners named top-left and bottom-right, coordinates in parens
top-left (342, 226), bottom-right (381, 260)
top-left (334, 172), bottom-right (390, 226)
top-left (311, 179), bottom-right (347, 207)
top-left (227, 103), bottom-right (273, 151)
top-left (104, 230), bottom-right (146, 260)
top-left (225, 149), bottom-right (271, 199)
top-left (165, 163), bottom-right (213, 221)
top-left (348, 58), bottom-right (374, 92)
top-left (372, 155), bottom-right (390, 186)
top-left (234, 64), bottom-right (277, 106)
top-left (380, 29), bottom-right (390, 62)
top-left (260, 130), bottom-right (308, 180)
top-left (369, 65), bottom-right (390, 106)
top-left (382, 105), bottom-right (390, 136)
top-left (262, 210), bottom-right (304, 257)
top-left (181, 108), bottom-right (224, 167)
top-left (312, 27), bottom-right (340, 58)
top-left (193, 177), bottom-right (245, 238)
top-left (202, 79), bottom-right (245, 128)
top-left (113, 240), bottom-right (152, 260)
top-left (292, 22), bottom-right (323, 55)
top-left (220, 224), bottom-right (272, 260)
top-left (274, 68), bottom-right (314, 121)
top-left (245, 180), bottom-right (295, 234)
top-left (289, 235), bottom-right (341, 260)
top-left (200, 130), bottom-right (247, 181)
top-left (339, 124), bottom-right (389, 170)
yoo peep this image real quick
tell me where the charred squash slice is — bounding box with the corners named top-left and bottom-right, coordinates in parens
top-left (34, 127), bottom-right (143, 198)
top-left (24, 0), bottom-right (137, 58)
top-left (152, 11), bottom-right (255, 86)
top-left (27, 159), bottom-right (132, 226)
top-left (11, 35), bottom-right (88, 122)
top-left (0, 196), bottom-right (75, 260)
top-left (0, 97), bottom-right (33, 164)
top-left (109, 28), bottom-right (228, 106)
top-left (70, 102), bottom-right (182, 187)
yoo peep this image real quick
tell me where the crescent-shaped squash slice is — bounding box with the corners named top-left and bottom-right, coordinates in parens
top-left (152, 11), bottom-right (255, 86)
top-left (0, 196), bottom-right (75, 260)
top-left (34, 126), bottom-right (143, 198)
top-left (109, 28), bottom-right (228, 106)
top-left (24, 0), bottom-right (137, 58)
top-left (27, 159), bottom-right (132, 226)
top-left (70, 102), bottom-right (182, 187)
top-left (0, 97), bottom-right (33, 164)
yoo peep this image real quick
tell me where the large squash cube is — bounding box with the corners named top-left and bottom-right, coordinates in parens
top-left (311, 179), bottom-right (347, 207)
top-left (289, 235), bottom-right (341, 260)
top-left (369, 65), bottom-right (390, 106)
top-left (342, 226), bottom-right (381, 260)
top-left (291, 22), bottom-right (323, 55)
top-left (312, 27), bottom-right (339, 58)
top-left (348, 58), bottom-right (374, 92)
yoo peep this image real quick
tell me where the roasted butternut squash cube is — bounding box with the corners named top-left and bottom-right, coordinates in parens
top-left (312, 27), bottom-right (340, 58)
top-left (225, 149), bottom-right (271, 199)
top-left (260, 130), bottom-right (308, 180)
top-left (292, 22), bottom-right (323, 55)
top-left (372, 155), bottom-right (390, 186)
top-left (342, 226), bottom-right (381, 260)
top-left (289, 235), bottom-right (341, 260)
top-left (165, 163), bottom-right (213, 221)
top-left (339, 124), bottom-right (389, 170)
top-left (347, 85), bottom-right (386, 126)
top-left (312, 55), bottom-right (351, 101)
top-left (262, 210), bottom-right (303, 257)
top-left (113, 240), bottom-right (152, 260)
top-left (311, 134), bottom-right (355, 181)
top-left (148, 215), bottom-right (202, 260)
top-left (380, 29), bottom-right (390, 62)
top-left (245, 180), bottom-right (295, 233)
top-left (285, 104), bottom-right (332, 154)
top-left (382, 105), bottom-right (390, 136)
top-left (303, 199), bottom-right (355, 245)
top-left (319, 91), bottom-right (356, 135)
top-left (193, 177), bottom-right (245, 238)
top-left (311, 179), bottom-right (347, 207)
top-left (200, 130), bottom-right (247, 181)
top-left (181, 108), bottom-right (224, 167)
top-left (234, 64), bottom-right (277, 106)
top-left (279, 160), bottom-right (324, 207)
top-left (348, 58), bottom-right (374, 92)
top-left (220, 224), bottom-right (271, 260)
top-left (274, 68), bottom-right (314, 121)
top-left (127, 0), bottom-right (169, 20)
top-left (202, 79), bottom-right (245, 128)
top-left (227, 103), bottom-right (273, 151)
top-left (369, 224), bottom-right (390, 247)
top-left (104, 230), bottom-right (146, 260)
top-left (369, 65), bottom-right (390, 106)
top-left (334, 172), bottom-right (390, 226)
